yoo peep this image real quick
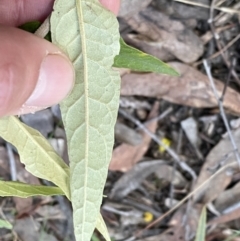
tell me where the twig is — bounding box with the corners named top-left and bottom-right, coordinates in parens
top-left (221, 57), bottom-right (236, 100)
top-left (6, 143), bottom-right (17, 181)
top-left (134, 59), bottom-right (240, 236)
top-left (209, 0), bottom-right (240, 85)
top-left (174, 0), bottom-right (240, 14)
top-left (215, 2), bottom-right (240, 26)
top-left (203, 59), bottom-right (240, 166)
top-left (122, 199), bottom-right (161, 217)
top-left (194, 33), bottom-right (240, 66)
top-left (136, 160), bottom-right (238, 238)
top-left (200, 24), bottom-right (236, 45)
top-left (34, 16), bottom-right (50, 38)
top-left (138, 107), bottom-right (173, 129)
top-left (119, 108), bottom-right (197, 179)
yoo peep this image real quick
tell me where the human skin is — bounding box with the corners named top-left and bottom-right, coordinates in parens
top-left (0, 0), bottom-right (120, 117)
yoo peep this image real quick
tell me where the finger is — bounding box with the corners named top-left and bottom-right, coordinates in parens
top-left (99, 0), bottom-right (121, 15)
top-left (0, 0), bottom-right (54, 26)
top-left (0, 26), bottom-right (74, 117)
top-left (0, 0), bottom-right (120, 27)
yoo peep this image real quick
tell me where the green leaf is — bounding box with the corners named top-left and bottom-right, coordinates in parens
top-left (223, 230), bottom-right (240, 241)
top-left (0, 116), bottom-right (70, 199)
top-left (114, 38), bottom-right (179, 75)
top-left (91, 233), bottom-right (101, 241)
top-left (20, 21), bottom-right (176, 76)
top-left (95, 214), bottom-right (111, 241)
top-left (50, 1), bottom-right (120, 241)
top-left (19, 21), bottom-right (41, 33)
top-left (19, 21), bottom-right (51, 41)
top-left (0, 219), bottom-right (12, 230)
top-left (195, 206), bottom-right (207, 241)
top-left (0, 180), bottom-right (64, 197)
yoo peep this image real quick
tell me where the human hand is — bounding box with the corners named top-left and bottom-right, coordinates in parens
top-left (0, 0), bottom-right (120, 117)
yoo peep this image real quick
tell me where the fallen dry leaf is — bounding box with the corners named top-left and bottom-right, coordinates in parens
top-left (109, 102), bottom-right (159, 172)
top-left (39, 232), bottom-right (58, 241)
top-left (214, 181), bottom-right (240, 213)
top-left (205, 229), bottom-right (236, 241)
top-left (110, 160), bottom-right (187, 200)
top-left (35, 204), bottom-right (66, 220)
top-left (121, 62), bottom-right (240, 115)
top-left (115, 122), bottom-right (143, 146)
top-left (13, 197), bottom-right (32, 214)
top-left (208, 207), bottom-right (240, 226)
top-left (141, 204), bottom-right (203, 241)
top-left (124, 7), bottom-right (203, 63)
top-left (165, 204), bottom-right (203, 241)
top-left (118, 0), bottom-right (151, 18)
top-left (193, 129), bottom-right (240, 204)
top-left (154, 0), bottom-right (209, 21)
top-left (14, 217), bottom-right (40, 241)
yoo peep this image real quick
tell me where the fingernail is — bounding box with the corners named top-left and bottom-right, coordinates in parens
top-left (25, 54), bottom-right (74, 107)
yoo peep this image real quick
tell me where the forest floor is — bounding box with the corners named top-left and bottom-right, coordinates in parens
top-left (1, 0), bottom-right (240, 240)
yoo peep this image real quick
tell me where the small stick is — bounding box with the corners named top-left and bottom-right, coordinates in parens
top-left (135, 106), bottom-right (173, 131)
top-left (194, 33), bottom-right (240, 66)
top-left (174, 0), bottom-right (240, 14)
top-left (209, 0), bottom-right (240, 85)
top-left (34, 16), bottom-right (50, 38)
top-left (136, 161), bottom-right (238, 237)
top-left (143, 107), bottom-right (173, 126)
top-left (119, 108), bottom-right (197, 179)
top-left (203, 59), bottom-right (240, 166)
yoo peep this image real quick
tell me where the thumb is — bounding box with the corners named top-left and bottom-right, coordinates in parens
top-left (0, 26), bottom-right (74, 117)
top-left (100, 0), bottom-right (121, 15)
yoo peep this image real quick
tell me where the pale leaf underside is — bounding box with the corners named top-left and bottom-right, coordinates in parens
top-left (95, 214), bottom-right (111, 241)
top-left (51, 0), bottom-right (120, 240)
top-left (0, 117), bottom-right (70, 198)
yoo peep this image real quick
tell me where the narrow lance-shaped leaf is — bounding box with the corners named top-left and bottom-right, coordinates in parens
top-left (195, 206), bottom-right (207, 241)
top-left (114, 38), bottom-right (179, 76)
top-left (0, 117), bottom-right (70, 199)
top-left (95, 214), bottom-right (111, 241)
top-left (0, 219), bottom-right (12, 230)
top-left (51, 1), bottom-right (120, 241)
top-left (0, 118), bottom-right (109, 237)
top-left (0, 181), bottom-right (64, 198)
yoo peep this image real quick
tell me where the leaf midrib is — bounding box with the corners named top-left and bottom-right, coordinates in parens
top-left (9, 117), bottom-right (70, 197)
top-left (76, 0), bottom-right (89, 238)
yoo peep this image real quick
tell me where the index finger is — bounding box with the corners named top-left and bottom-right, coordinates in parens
top-left (0, 0), bottom-right (54, 26)
top-left (100, 0), bottom-right (120, 15)
top-left (0, 0), bottom-right (120, 27)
